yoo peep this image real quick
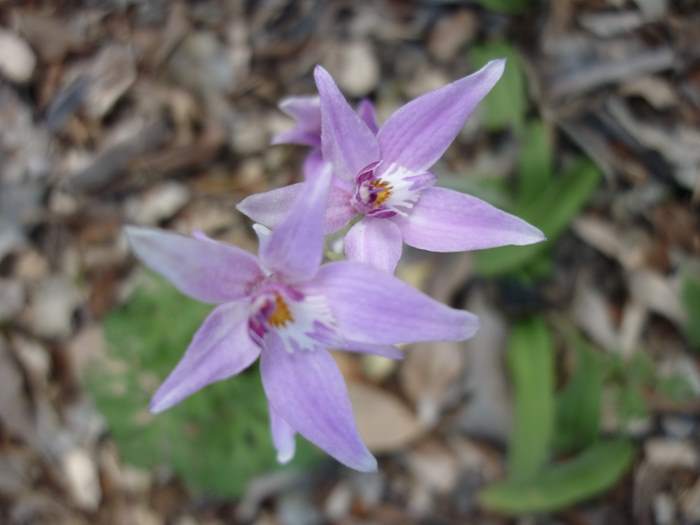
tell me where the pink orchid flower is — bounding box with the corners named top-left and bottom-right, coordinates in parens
top-left (125, 167), bottom-right (478, 472)
top-left (239, 61), bottom-right (545, 273)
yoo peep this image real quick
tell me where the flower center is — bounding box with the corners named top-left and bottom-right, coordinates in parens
top-left (248, 280), bottom-right (336, 353)
top-left (351, 162), bottom-right (435, 218)
top-left (267, 293), bottom-right (293, 328)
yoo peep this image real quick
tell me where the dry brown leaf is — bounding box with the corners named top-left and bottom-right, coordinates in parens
top-left (628, 269), bottom-right (686, 326)
top-left (571, 274), bottom-right (620, 351)
top-left (400, 341), bottom-right (464, 426)
top-left (0, 336), bottom-right (36, 446)
top-left (349, 382), bottom-right (423, 453)
top-left (406, 440), bottom-right (458, 494)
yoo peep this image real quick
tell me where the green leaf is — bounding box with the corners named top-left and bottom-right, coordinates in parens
top-left (474, 159), bottom-right (602, 276)
top-left (480, 439), bottom-right (635, 515)
top-left (656, 374), bottom-right (695, 403)
top-left (681, 274), bottom-right (700, 350)
top-left (616, 381), bottom-right (649, 422)
top-left (470, 41), bottom-right (527, 132)
top-left (554, 336), bottom-right (603, 454)
top-left (473, 0), bottom-right (537, 15)
top-left (603, 352), bottom-right (653, 424)
top-left (89, 273), bottom-right (320, 498)
top-left (507, 317), bottom-right (555, 480)
top-left (517, 120), bottom-right (553, 206)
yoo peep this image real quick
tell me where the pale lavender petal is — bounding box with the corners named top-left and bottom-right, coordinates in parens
top-left (261, 164), bottom-right (332, 281)
top-left (377, 59), bottom-right (505, 174)
top-left (308, 261), bottom-right (479, 344)
top-left (325, 183), bottom-right (356, 234)
top-left (252, 223), bottom-right (271, 253)
top-left (269, 406), bottom-right (296, 464)
top-left (314, 65), bottom-right (380, 180)
top-left (125, 226), bottom-right (262, 304)
top-left (237, 183), bottom-right (303, 231)
top-left (396, 187), bottom-right (545, 252)
top-left (191, 230), bottom-right (214, 242)
top-left (261, 333), bottom-right (377, 472)
top-left (150, 302), bottom-right (260, 413)
top-left (237, 181), bottom-right (355, 235)
top-left (303, 149), bottom-right (325, 180)
top-left (279, 96), bottom-right (320, 121)
top-left (272, 96), bottom-right (321, 147)
top-left (344, 218), bottom-right (403, 274)
top-left (356, 99), bottom-right (379, 134)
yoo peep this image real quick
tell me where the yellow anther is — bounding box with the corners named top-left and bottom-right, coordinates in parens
top-left (370, 179), bottom-right (392, 207)
top-left (267, 294), bottom-right (293, 327)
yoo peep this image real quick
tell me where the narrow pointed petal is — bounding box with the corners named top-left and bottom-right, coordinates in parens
top-left (302, 149), bottom-right (325, 180)
top-left (377, 59), bottom-right (505, 174)
top-left (261, 164), bottom-right (332, 281)
top-left (237, 183), bottom-right (302, 230)
top-left (356, 99), bottom-right (379, 134)
top-left (344, 218), bottom-right (403, 274)
top-left (270, 407), bottom-right (297, 464)
top-left (314, 65), bottom-right (380, 180)
top-left (125, 226), bottom-right (263, 304)
top-left (308, 261), bottom-right (479, 344)
top-left (279, 96), bottom-right (320, 122)
top-left (261, 334), bottom-right (377, 472)
top-left (252, 223), bottom-right (271, 253)
top-left (149, 302), bottom-right (260, 413)
top-left (272, 96), bottom-right (321, 146)
top-left (396, 187), bottom-right (545, 252)
top-left (325, 183), bottom-right (356, 233)
top-left (237, 181), bottom-right (355, 235)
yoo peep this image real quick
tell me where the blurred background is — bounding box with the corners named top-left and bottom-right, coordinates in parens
top-left (1, 0), bottom-right (699, 523)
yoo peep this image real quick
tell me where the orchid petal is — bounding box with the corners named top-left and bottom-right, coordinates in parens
top-left (344, 218), bottom-right (403, 274)
top-left (377, 59), bottom-right (505, 174)
top-left (269, 406), bottom-right (297, 464)
top-left (308, 261), bottom-right (479, 344)
top-left (252, 223), bottom-right (271, 254)
top-left (237, 184), bottom-right (302, 231)
top-left (261, 333), bottom-right (376, 472)
top-left (261, 164), bottom-right (332, 281)
top-left (149, 302), bottom-right (260, 413)
top-left (125, 226), bottom-right (262, 304)
top-left (396, 187), bottom-right (545, 252)
top-left (272, 96), bottom-right (321, 147)
top-left (325, 183), bottom-right (356, 234)
top-left (302, 149), bottom-right (325, 180)
top-left (314, 65), bottom-right (380, 180)
top-left (357, 99), bottom-right (379, 134)
top-left (238, 181), bottom-right (354, 235)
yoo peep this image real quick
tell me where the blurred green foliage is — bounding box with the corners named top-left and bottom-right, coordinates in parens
top-left (605, 350), bottom-right (694, 421)
top-left (681, 273), bottom-right (700, 350)
top-left (472, 0), bottom-right (538, 14)
top-left (481, 317), bottom-right (696, 515)
top-left (516, 120), bottom-right (553, 206)
top-left (87, 273), bottom-right (319, 498)
top-left (471, 42), bottom-right (526, 132)
top-left (481, 317), bottom-right (635, 515)
top-left (553, 332), bottom-right (603, 455)
top-left (480, 439), bottom-right (634, 514)
top-left (474, 159), bottom-right (602, 277)
top-left (507, 318), bottom-right (554, 480)
top-left (468, 41), bottom-right (603, 279)
top-left (466, 20), bottom-right (696, 519)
